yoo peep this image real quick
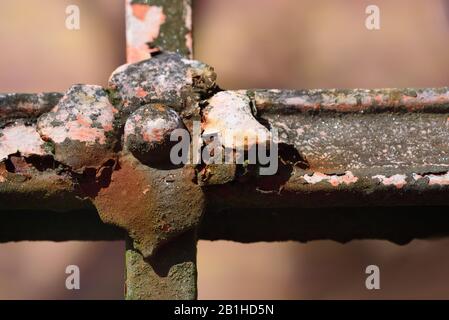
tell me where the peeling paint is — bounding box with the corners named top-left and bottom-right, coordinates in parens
top-left (412, 171), bottom-right (449, 186)
top-left (303, 171), bottom-right (358, 186)
top-left (203, 91), bottom-right (271, 150)
top-left (427, 172), bottom-right (449, 185)
top-left (253, 88), bottom-right (449, 172)
top-left (126, 0), bottom-right (194, 63)
top-left (126, 0), bottom-right (166, 63)
top-left (183, 0), bottom-right (193, 56)
top-left (372, 174), bottom-right (407, 189)
top-left (256, 88), bottom-right (449, 114)
top-left (0, 123), bottom-right (47, 161)
top-left (4, 47), bottom-right (449, 302)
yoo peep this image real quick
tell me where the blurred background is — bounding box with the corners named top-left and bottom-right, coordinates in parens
top-left (1, 0), bottom-right (449, 299)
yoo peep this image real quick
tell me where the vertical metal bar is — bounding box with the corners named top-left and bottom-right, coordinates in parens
top-left (126, 0), bottom-right (193, 63)
top-left (125, 231), bottom-right (198, 300)
top-left (124, 0), bottom-right (197, 300)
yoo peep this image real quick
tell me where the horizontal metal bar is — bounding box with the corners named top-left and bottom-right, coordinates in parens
top-left (2, 88), bottom-right (449, 244)
top-left (253, 88), bottom-right (449, 172)
top-left (0, 92), bottom-right (62, 126)
top-left (201, 89), bottom-right (449, 203)
top-left (197, 88), bottom-right (449, 243)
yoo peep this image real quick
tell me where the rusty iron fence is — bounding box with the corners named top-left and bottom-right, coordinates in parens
top-left (2, 0), bottom-right (449, 299)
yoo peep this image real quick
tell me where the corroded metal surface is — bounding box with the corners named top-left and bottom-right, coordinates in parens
top-left (0, 53), bottom-right (209, 300)
top-left (0, 53), bottom-right (210, 256)
top-left (123, 0), bottom-right (197, 300)
top-left (4, 85), bottom-right (449, 232)
top-left (254, 88), bottom-right (449, 113)
top-left (3, 82), bottom-right (449, 223)
top-left (94, 154), bottom-right (204, 258)
top-left (3, 55), bottom-right (449, 299)
top-left (109, 52), bottom-right (216, 114)
top-left (1, 0), bottom-right (449, 301)
top-left (200, 88), bottom-right (449, 237)
top-left (254, 88), bottom-right (449, 172)
top-left (192, 88), bottom-right (449, 247)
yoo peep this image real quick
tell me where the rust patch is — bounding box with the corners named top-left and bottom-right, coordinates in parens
top-left (131, 3), bottom-right (150, 21)
top-left (93, 154), bottom-right (204, 258)
top-left (8, 156), bottom-right (33, 174)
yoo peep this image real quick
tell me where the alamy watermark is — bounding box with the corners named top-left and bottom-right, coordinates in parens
top-left (65, 5), bottom-right (80, 30)
top-left (365, 265), bottom-right (380, 290)
top-left (365, 5), bottom-right (380, 30)
top-left (169, 121), bottom-right (279, 176)
top-left (65, 265), bottom-right (80, 290)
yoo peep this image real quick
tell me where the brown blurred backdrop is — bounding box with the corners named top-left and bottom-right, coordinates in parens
top-left (1, 0), bottom-right (449, 299)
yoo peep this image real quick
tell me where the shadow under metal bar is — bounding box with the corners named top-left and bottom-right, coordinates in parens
top-left (0, 209), bottom-right (123, 242)
top-left (200, 206), bottom-right (449, 245)
top-left (1, 206), bottom-right (449, 245)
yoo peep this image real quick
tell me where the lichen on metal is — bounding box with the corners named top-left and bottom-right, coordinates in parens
top-left (109, 52), bottom-right (216, 115)
top-left (37, 85), bottom-right (118, 172)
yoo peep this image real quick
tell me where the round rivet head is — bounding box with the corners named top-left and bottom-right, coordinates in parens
top-left (124, 104), bottom-right (185, 166)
